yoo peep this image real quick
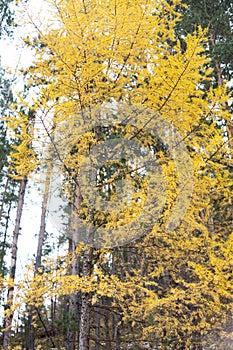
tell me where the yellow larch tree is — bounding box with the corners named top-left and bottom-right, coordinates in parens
top-left (5, 0), bottom-right (233, 349)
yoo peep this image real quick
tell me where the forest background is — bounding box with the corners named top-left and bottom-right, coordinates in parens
top-left (0, 0), bottom-right (233, 349)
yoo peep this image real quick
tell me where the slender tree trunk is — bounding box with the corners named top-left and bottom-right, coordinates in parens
top-left (3, 176), bottom-right (27, 350)
top-left (66, 184), bottom-right (82, 350)
top-left (113, 313), bottom-right (120, 350)
top-left (0, 176), bottom-right (9, 222)
top-left (35, 167), bottom-right (51, 273)
top-left (104, 312), bottom-right (112, 350)
top-left (0, 199), bottom-right (12, 275)
top-left (112, 251), bottom-right (121, 350)
top-left (66, 239), bottom-right (80, 350)
top-left (25, 311), bottom-right (34, 350)
top-left (26, 165), bottom-right (51, 349)
top-left (94, 303), bottom-right (100, 350)
top-left (78, 246), bottom-right (93, 350)
top-left (50, 296), bottom-right (56, 336)
top-left (0, 200), bottom-right (12, 314)
top-left (78, 126), bottom-right (99, 350)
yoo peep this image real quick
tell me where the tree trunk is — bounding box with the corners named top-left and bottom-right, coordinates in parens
top-left (26, 165), bottom-right (51, 349)
top-left (112, 251), bottom-right (121, 350)
top-left (78, 247), bottom-right (93, 350)
top-left (0, 176), bottom-right (9, 222)
top-left (66, 184), bottom-right (82, 350)
top-left (66, 239), bottom-right (80, 350)
top-left (0, 198), bottom-right (12, 275)
top-left (94, 306), bottom-right (100, 350)
top-left (104, 312), bottom-right (112, 350)
top-left (35, 166), bottom-right (51, 273)
top-left (3, 176), bottom-right (27, 350)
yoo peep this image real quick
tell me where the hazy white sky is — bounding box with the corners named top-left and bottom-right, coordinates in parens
top-left (1, 0), bottom-right (46, 67)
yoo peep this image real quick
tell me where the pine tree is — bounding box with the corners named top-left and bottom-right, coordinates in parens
top-left (0, 0), bottom-right (18, 278)
top-left (176, 0), bottom-right (233, 87)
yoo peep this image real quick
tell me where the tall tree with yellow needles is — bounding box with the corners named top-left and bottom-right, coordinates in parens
top-left (9, 0), bottom-right (233, 348)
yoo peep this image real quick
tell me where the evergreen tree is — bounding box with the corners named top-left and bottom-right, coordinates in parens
top-left (0, 0), bottom-right (19, 277)
top-left (176, 0), bottom-right (233, 88)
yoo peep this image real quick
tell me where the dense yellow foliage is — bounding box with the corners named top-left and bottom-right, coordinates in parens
top-left (4, 0), bottom-right (233, 348)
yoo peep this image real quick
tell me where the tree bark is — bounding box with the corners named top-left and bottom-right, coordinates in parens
top-left (66, 184), bottom-right (82, 350)
top-left (66, 239), bottom-right (80, 350)
top-left (35, 165), bottom-right (51, 273)
top-left (78, 247), bottom-right (93, 350)
top-left (95, 310), bottom-right (100, 350)
top-left (0, 176), bottom-right (9, 223)
top-left (3, 176), bottom-right (27, 350)
top-left (0, 196), bottom-right (12, 275)
top-left (26, 164), bottom-right (51, 349)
